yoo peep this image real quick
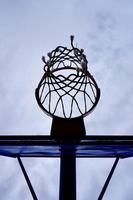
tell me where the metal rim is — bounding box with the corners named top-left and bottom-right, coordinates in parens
top-left (35, 67), bottom-right (100, 118)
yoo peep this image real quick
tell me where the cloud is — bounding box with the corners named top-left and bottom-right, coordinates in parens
top-left (0, 0), bottom-right (133, 199)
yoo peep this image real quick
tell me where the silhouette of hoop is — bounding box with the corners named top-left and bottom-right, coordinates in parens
top-left (35, 36), bottom-right (100, 119)
top-left (36, 67), bottom-right (100, 118)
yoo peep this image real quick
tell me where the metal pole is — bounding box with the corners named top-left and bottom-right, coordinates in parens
top-left (98, 157), bottom-right (119, 200)
top-left (17, 157), bottom-right (38, 200)
top-left (59, 148), bottom-right (76, 200)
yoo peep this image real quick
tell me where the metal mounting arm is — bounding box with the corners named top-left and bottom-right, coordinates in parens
top-left (98, 157), bottom-right (119, 200)
top-left (17, 157), bottom-right (38, 200)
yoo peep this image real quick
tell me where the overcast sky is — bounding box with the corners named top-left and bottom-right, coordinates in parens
top-left (0, 0), bottom-right (133, 199)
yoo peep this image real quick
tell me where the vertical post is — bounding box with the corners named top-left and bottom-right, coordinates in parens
top-left (59, 148), bottom-right (76, 200)
top-left (51, 117), bottom-right (85, 200)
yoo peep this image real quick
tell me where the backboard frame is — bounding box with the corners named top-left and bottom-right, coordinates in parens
top-left (0, 135), bottom-right (133, 158)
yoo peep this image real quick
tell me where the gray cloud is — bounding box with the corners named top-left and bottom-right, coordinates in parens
top-left (0, 0), bottom-right (133, 199)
